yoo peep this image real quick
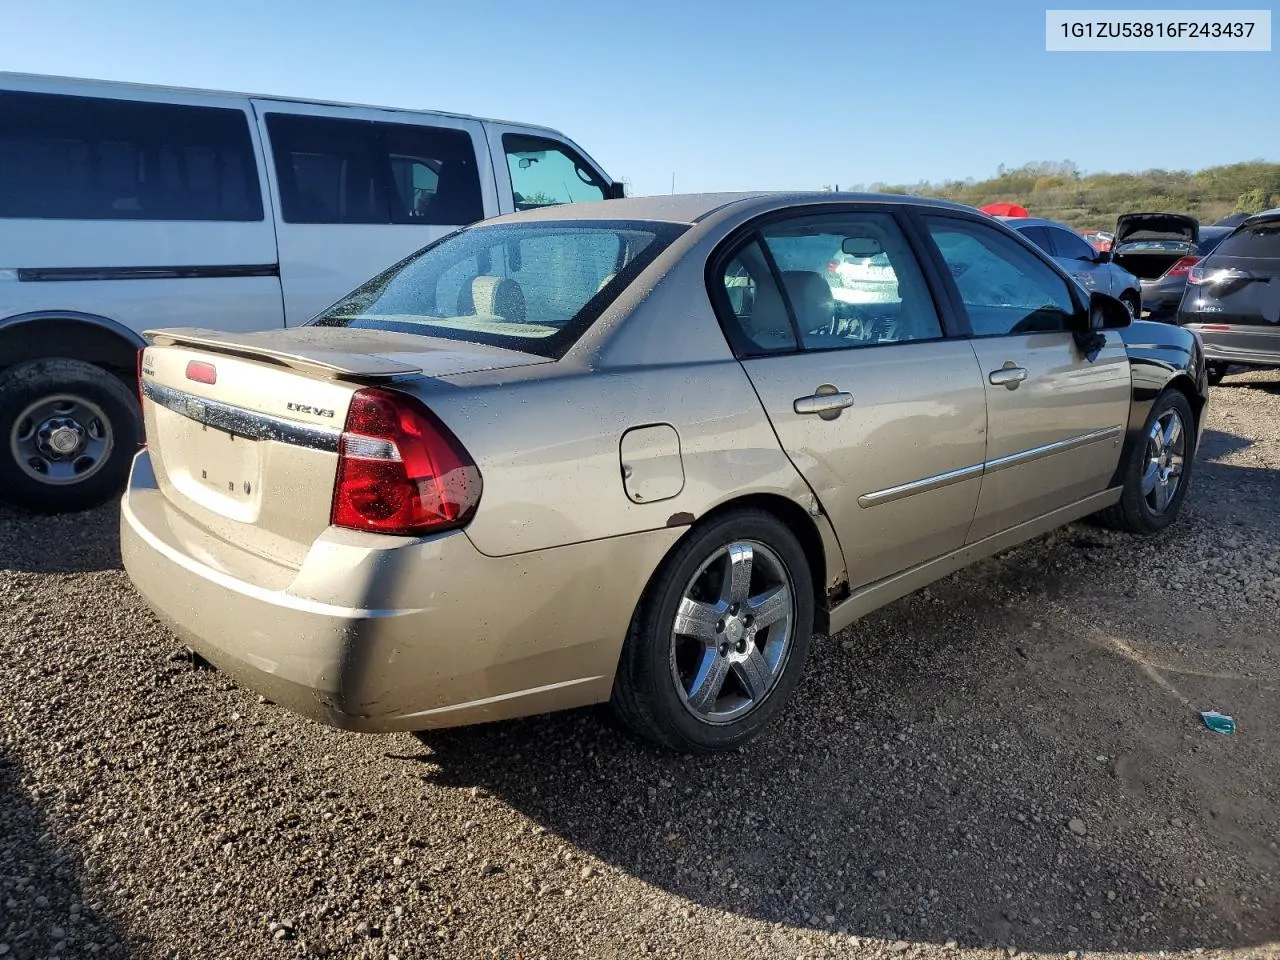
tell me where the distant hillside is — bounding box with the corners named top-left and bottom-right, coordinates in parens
top-left (838, 161), bottom-right (1280, 232)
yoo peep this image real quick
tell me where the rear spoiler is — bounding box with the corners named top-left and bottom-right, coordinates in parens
top-left (143, 327), bottom-right (420, 380)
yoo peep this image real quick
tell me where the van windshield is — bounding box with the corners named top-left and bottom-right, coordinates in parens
top-left (314, 220), bottom-right (686, 358)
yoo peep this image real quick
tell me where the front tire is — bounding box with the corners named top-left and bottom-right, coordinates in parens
top-left (611, 509), bottom-right (814, 753)
top-left (0, 358), bottom-right (140, 514)
top-left (1120, 291), bottom-right (1140, 320)
top-left (1095, 389), bottom-right (1195, 535)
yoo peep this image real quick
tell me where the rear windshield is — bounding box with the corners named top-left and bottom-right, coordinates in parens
top-left (313, 220), bottom-right (686, 358)
top-left (1114, 239), bottom-right (1194, 254)
top-left (1208, 220), bottom-right (1280, 260)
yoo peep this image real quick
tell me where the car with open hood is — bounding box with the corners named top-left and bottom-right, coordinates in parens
top-left (121, 192), bottom-right (1209, 754)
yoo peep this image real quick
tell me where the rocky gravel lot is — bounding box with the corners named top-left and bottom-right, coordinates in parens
top-left (2, 371), bottom-right (1279, 960)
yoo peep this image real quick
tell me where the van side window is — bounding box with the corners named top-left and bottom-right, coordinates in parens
top-left (0, 90), bottom-right (262, 221)
top-left (265, 114), bottom-right (483, 226)
top-left (503, 133), bottom-right (607, 211)
top-left (380, 123), bottom-right (483, 225)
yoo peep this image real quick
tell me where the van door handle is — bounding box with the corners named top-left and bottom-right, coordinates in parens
top-left (988, 364), bottom-right (1028, 390)
top-left (794, 387), bottom-right (854, 419)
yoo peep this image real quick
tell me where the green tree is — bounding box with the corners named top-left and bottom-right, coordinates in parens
top-left (1234, 187), bottom-right (1270, 214)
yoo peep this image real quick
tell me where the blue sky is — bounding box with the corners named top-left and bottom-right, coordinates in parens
top-left (2, 0), bottom-right (1276, 196)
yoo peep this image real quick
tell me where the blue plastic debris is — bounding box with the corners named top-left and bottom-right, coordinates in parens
top-left (1200, 711), bottom-right (1236, 735)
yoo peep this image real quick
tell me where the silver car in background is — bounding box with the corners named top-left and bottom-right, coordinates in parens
top-left (1003, 217), bottom-right (1142, 318)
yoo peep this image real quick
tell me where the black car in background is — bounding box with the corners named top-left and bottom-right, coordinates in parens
top-left (1177, 208), bottom-right (1280, 384)
top-left (1110, 213), bottom-right (1234, 321)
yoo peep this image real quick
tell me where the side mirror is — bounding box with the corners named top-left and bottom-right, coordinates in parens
top-left (1095, 249), bottom-right (1111, 264)
top-left (605, 182), bottom-right (626, 200)
top-left (1089, 291), bottom-right (1131, 330)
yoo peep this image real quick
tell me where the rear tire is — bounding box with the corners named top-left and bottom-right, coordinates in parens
top-left (1206, 362), bottom-right (1229, 386)
top-left (611, 509), bottom-right (814, 754)
top-left (0, 358), bottom-right (140, 514)
top-left (1095, 389), bottom-right (1195, 535)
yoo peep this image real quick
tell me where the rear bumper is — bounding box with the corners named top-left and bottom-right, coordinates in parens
top-left (121, 451), bottom-right (679, 732)
top-left (1187, 328), bottom-right (1280, 368)
top-left (1138, 278), bottom-right (1185, 320)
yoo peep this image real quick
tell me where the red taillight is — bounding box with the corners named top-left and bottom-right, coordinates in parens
top-left (186, 360), bottom-right (217, 384)
top-left (1165, 256), bottom-right (1200, 278)
top-left (331, 388), bottom-right (482, 536)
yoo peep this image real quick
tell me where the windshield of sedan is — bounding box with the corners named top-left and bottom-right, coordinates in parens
top-left (313, 220), bottom-right (687, 358)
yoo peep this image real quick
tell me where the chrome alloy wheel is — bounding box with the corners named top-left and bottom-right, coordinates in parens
top-left (8, 394), bottom-right (115, 485)
top-left (1142, 407), bottom-right (1186, 514)
top-left (669, 540), bottom-right (796, 724)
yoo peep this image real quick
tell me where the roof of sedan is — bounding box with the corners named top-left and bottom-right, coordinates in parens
top-left (487, 191), bottom-right (978, 226)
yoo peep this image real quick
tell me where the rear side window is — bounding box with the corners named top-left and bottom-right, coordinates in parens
top-left (1209, 221), bottom-right (1280, 259)
top-left (313, 220), bottom-right (686, 359)
top-left (1049, 227), bottom-right (1098, 262)
top-left (503, 134), bottom-right (607, 211)
top-left (0, 90), bottom-right (262, 221)
top-left (1016, 225), bottom-right (1054, 251)
top-left (266, 114), bottom-right (483, 226)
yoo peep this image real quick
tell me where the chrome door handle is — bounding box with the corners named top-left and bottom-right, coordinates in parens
top-left (988, 364), bottom-right (1028, 390)
top-left (794, 388), bottom-right (854, 419)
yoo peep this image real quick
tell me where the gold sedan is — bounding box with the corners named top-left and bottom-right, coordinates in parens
top-left (121, 193), bottom-right (1209, 753)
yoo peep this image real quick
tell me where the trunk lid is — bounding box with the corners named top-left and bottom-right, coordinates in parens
top-left (139, 327), bottom-right (549, 570)
top-left (1114, 213), bottom-right (1199, 247)
top-left (1183, 216), bottom-right (1280, 329)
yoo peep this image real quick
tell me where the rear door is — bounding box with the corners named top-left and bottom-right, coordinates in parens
top-left (1182, 217), bottom-right (1280, 358)
top-left (253, 102), bottom-right (497, 325)
top-left (713, 207), bottom-right (989, 590)
top-left (484, 124), bottom-right (613, 215)
top-left (1046, 225), bottom-right (1114, 295)
top-left (918, 214), bottom-right (1131, 543)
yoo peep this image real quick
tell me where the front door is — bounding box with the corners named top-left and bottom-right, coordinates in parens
top-left (918, 214), bottom-right (1132, 542)
top-left (713, 209), bottom-right (989, 590)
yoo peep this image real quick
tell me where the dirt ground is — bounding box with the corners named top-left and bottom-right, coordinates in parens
top-left (2, 371), bottom-right (1278, 960)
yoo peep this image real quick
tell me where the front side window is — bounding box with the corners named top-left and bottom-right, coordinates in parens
top-left (503, 134), bottom-right (607, 211)
top-left (753, 212), bottom-right (944, 351)
top-left (314, 220), bottom-right (685, 358)
top-left (923, 216), bottom-right (1077, 336)
top-left (0, 90), bottom-right (262, 221)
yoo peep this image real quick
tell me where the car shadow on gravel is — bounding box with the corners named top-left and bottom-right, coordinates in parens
top-left (414, 516), bottom-right (1280, 954)
top-left (0, 502), bottom-right (121, 574)
top-left (0, 750), bottom-right (127, 958)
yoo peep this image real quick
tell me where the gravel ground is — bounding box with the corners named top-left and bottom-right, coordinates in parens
top-left (2, 371), bottom-right (1279, 960)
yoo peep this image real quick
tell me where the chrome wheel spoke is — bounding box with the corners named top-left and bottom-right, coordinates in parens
top-left (674, 597), bottom-right (723, 645)
top-left (720, 543), bottom-right (753, 606)
top-left (1164, 413), bottom-right (1183, 452)
top-left (746, 585), bottom-right (790, 630)
top-left (1168, 453), bottom-right (1184, 476)
top-left (1153, 475), bottom-right (1171, 512)
top-left (686, 650), bottom-right (730, 714)
top-left (1141, 460), bottom-right (1161, 496)
top-left (732, 646), bottom-right (772, 700)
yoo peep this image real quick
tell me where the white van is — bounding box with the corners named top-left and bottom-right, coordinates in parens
top-left (0, 72), bottom-right (623, 513)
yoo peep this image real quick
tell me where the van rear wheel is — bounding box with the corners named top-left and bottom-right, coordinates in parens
top-left (0, 358), bottom-right (140, 514)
